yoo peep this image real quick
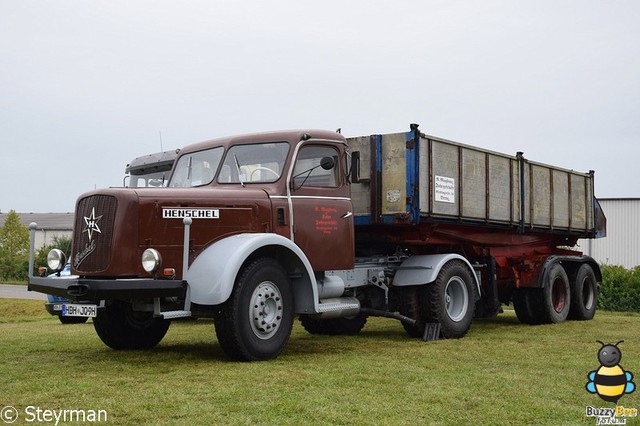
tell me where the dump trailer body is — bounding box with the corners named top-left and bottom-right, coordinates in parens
top-left (347, 129), bottom-right (603, 238)
top-left (347, 128), bottom-right (605, 320)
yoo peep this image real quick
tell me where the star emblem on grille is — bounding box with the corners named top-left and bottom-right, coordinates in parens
top-left (83, 207), bottom-right (103, 242)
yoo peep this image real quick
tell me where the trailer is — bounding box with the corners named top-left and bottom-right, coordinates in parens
top-left (28, 124), bottom-right (606, 361)
top-left (348, 125), bottom-right (605, 330)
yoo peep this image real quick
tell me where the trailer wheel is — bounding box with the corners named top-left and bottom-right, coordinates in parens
top-left (425, 260), bottom-right (476, 339)
top-left (568, 264), bottom-right (598, 321)
top-left (539, 264), bottom-right (571, 323)
top-left (93, 300), bottom-right (170, 350)
top-left (214, 258), bottom-right (293, 361)
top-left (299, 314), bottom-right (367, 335)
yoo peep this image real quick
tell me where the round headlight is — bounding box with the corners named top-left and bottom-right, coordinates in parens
top-left (142, 248), bottom-right (162, 274)
top-left (47, 249), bottom-right (67, 272)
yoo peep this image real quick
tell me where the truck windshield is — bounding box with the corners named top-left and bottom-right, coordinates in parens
top-left (169, 147), bottom-right (224, 188)
top-left (130, 171), bottom-right (169, 187)
top-left (218, 142), bottom-right (289, 184)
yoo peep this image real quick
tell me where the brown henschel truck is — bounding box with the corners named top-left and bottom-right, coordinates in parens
top-left (28, 124), bottom-right (606, 361)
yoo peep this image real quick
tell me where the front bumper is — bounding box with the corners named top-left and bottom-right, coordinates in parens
top-left (29, 276), bottom-right (187, 302)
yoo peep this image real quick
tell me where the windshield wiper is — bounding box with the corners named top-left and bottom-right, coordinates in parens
top-left (234, 154), bottom-right (245, 187)
top-left (186, 156), bottom-right (193, 184)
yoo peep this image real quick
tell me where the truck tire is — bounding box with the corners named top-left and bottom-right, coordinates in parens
top-left (424, 260), bottom-right (476, 339)
top-left (93, 300), bottom-right (170, 350)
top-left (512, 289), bottom-right (533, 324)
top-left (214, 258), bottom-right (293, 361)
top-left (512, 288), bottom-right (544, 325)
top-left (537, 264), bottom-right (571, 323)
top-left (398, 286), bottom-right (428, 337)
top-left (568, 264), bottom-right (598, 321)
top-left (299, 314), bottom-right (367, 335)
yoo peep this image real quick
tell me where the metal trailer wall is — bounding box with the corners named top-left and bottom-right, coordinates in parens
top-left (348, 130), bottom-right (597, 237)
top-left (578, 198), bottom-right (640, 268)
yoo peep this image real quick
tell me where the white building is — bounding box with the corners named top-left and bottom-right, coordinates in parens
top-left (578, 198), bottom-right (640, 269)
top-left (0, 212), bottom-right (73, 249)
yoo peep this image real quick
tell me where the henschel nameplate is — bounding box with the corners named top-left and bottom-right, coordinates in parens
top-left (162, 208), bottom-right (220, 219)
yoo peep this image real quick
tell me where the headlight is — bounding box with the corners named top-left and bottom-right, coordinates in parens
top-left (142, 248), bottom-right (162, 274)
top-left (47, 249), bottom-right (67, 273)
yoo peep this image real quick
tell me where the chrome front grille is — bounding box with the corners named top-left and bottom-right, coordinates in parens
top-left (72, 195), bottom-right (117, 273)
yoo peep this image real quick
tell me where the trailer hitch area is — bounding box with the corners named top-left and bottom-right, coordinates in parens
top-left (67, 284), bottom-right (90, 298)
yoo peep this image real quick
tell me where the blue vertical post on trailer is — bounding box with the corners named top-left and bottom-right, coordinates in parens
top-left (373, 134), bottom-right (383, 224)
top-left (405, 124), bottom-right (421, 224)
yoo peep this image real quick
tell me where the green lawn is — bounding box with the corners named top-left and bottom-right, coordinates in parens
top-left (1, 299), bottom-right (639, 425)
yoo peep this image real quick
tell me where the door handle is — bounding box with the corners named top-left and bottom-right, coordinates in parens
top-left (342, 211), bottom-right (353, 219)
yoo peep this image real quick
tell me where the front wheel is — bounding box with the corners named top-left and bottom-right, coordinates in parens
top-left (424, 260), bottom-right (476, 339)
top-left (214, 258), bottom-right (293, 361)
top-left (93, 300), bottom-right (170, 350)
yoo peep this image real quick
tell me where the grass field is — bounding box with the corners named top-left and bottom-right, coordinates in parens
top-left (1, 299), bottom-right (639, 425)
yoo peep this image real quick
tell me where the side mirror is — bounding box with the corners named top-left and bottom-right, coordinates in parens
top-left (320, 156), bottom-right (335, 170)
top-left (350, 151), bottom-right (360, 183)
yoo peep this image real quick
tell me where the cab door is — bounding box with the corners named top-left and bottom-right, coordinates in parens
top-left (289, 143), bottom-right (354, 271)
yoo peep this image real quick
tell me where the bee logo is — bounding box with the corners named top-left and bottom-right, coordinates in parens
top-left (586, 340), bottom-right (636, 403)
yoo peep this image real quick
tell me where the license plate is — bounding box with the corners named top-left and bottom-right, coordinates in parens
top-left (62, 304), bottom-right (97, 318)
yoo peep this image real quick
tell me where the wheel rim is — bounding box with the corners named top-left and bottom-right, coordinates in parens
top-left (445, 276), bottom-right (469, 322)
top-left (249, 281), bottom-right (284, 340)
top-left (551, 278), bottom-right (567, 313)
top-left (581, 277), bottom-right (595, 310)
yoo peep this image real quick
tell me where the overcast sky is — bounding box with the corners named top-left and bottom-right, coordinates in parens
top-left (1, 0), bottom-right (639, 213)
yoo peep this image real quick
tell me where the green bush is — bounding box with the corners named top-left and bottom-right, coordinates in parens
top-left (598, 264), bottom-right (640, 312)
top-left (0, 210), bottom-right (29, 281)
top-left (0, 208), bottom-right (71, 280)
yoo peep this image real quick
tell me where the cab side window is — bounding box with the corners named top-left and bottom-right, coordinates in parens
top-left (293, 146), bottom-right (340, 188)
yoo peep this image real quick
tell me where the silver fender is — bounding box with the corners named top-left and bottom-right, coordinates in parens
top-left (392, 254), bottom-right (481, 298)
top-left (186, 233), bottom-right (319, 309)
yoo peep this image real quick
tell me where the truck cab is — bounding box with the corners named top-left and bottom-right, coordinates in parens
top-left (30, 129), bottom-right (359, 360)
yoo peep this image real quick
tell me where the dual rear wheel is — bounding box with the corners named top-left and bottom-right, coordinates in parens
top-left (513, 263), bottom-right (597, 325)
